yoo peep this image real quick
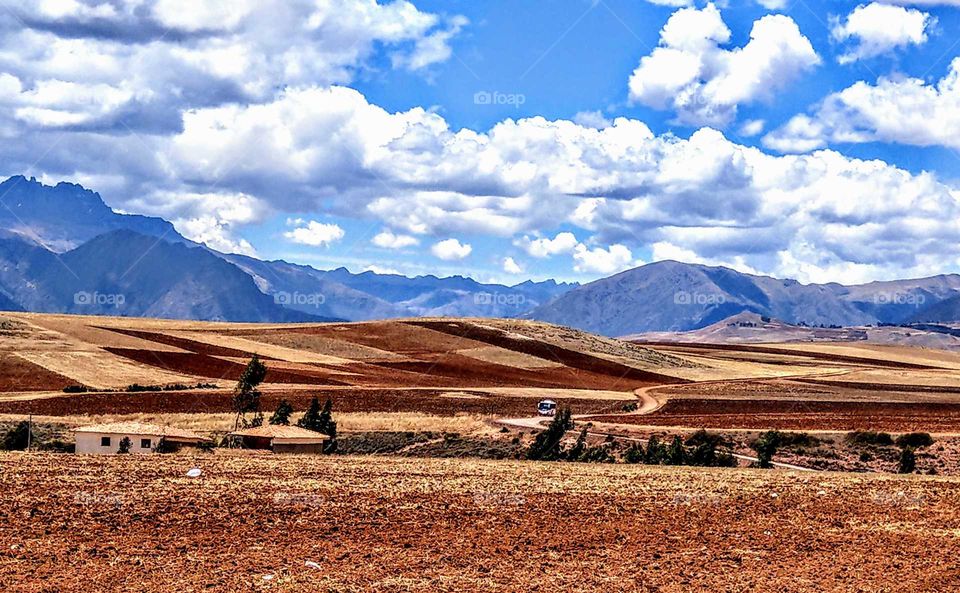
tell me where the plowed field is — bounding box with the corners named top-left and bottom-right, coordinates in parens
top-left (2, 453), bottom-right (959, 593)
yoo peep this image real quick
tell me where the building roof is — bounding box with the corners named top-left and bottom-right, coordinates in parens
top-left (229, 425), bottom-right (330, 441)
top-left (73, 422), bottom-right (209, 441)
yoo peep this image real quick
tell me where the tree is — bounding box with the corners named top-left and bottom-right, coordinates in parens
top-left (752, 431), bottom-right (782, 469)
top-left (643, 436), bottom-right (666, 465)
top-left (565, 427), bottom-right (589, 461)
top-left (898, 447), bottom-right (917, 474)
top-left (297, 397), bottom-right (338, 452)
top-left (1, 421), bottom-right (30, 451)
top-left (666, 436), bottom-right (687, 465)
top-left (526, 407), bottom-right (574, 460)
top-left (297, 397), bottom-right (323, 431)
top-left (232, 355), bottom-right (267, 429)
top-left (117, 437), bottom-right (132, 454)
top-left (269, 400), bottom-right (294, 425)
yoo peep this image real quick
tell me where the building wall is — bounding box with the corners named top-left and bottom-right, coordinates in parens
top-left (272, 442), bottom-right (325, 454)
top-left (75, 432), bottom-right (160, 455)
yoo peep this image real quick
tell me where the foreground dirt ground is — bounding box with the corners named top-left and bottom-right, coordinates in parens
top-left (2, 453), bottom-right (959, 592)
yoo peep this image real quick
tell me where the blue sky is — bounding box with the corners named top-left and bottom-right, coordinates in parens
top-left (3, 0), bottom-right (960, 285)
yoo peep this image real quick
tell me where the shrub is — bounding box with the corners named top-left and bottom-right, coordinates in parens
top-left (898, 448), bottom-right (917, 474)
top-left (117, 437), bottom-right (132, 454)
top-left (847, 431), bottom-right (894, 447)
top-left (623, 442), bottom-right (644, 464)
top-left (643, 436), bottom-right (666, 465)
top-left (752, 431), bottom-right (783, 469)
top-left (0, 421), bottom-right (30, 451)
top-left (895, 432), bottom-right (934, 449)
top-left (62, 385), bottom-right (89, 393)
top-left (526, 407), bottom-right (574, 461)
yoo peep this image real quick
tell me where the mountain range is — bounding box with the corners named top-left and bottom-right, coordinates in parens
top-left (0, 176), bottom-right (575, 323)
top-left (3, 175), bottom-right (960, 334)
top-left (528, 260), bottom-right (960, 336)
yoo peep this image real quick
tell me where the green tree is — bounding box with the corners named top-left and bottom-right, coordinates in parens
top-left (297, 397), bottom-right (338, 452)
top-left (233, 355), bottom-right (267, 429)
top-left (565, 427), bottom-right (589, 461)
top-left (526, 407), bottom-right (574, 461)
top-left (898, 447), bottom-right (917, 474)
top-left (117, 436), bottom-right (132, 454)
top-left (643, 436), bottom-right (666, 465)
top-left (269, 399), bottom-right (294, 425)
top-left (297, 397), bottom-right (323, 431)
top-left (666, 436), bottom-right (687, 465)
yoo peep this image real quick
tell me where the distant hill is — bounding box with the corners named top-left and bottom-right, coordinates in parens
top-left (0, 230), bottom-right (325, 321)
top-left (0, 176), bottom-right (577, 321)
top-left (529, 261), bottom-right (960, 336)
top-left (0, 176), bottom-right (180, 251)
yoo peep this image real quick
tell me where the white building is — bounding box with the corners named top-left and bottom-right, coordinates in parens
top-left (74, 422), bottom-right (209, 455)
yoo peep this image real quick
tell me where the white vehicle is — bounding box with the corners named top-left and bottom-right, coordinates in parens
top-left (537, 399), bottom-right (557, 417)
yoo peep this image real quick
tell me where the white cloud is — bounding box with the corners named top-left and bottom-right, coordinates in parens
top-left (573, 110), bottom-right (612, 129)
top-left (738, 119), bottom-right (765, 137)
top-left (372, 229), bottom-right (420, 249)
top-left (516, 232), bottom-right (579, 258)
top-left (573, 243), bottom-right (637, 275)
top-left (831, 3), bottom-right (933, 64)
top-left (431, 238), bottom-right (472, 260)
top-left (765, 58), bottom-right (960, 152)
top-left (756, 0), bottom-right (788, 8)
top-left (0, 1), bottom-right (465, 133)
top-left (502, 257), bottom-right (524, 274)
top-left (628, 3), bottom-right (819, 126)
top-left (283, 220), bottom-right (345, 247)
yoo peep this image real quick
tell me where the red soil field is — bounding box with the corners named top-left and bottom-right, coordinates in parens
top-left (0, 388), bottom-right (624, 417)
top-left (3, 454), bottom-right (959, 593)
top-left (0, 354), bottom-right (74, 392)
top-left (102, 348), bottom-right (345, 385)
top-left (590, 398), bottom-right (960, 432)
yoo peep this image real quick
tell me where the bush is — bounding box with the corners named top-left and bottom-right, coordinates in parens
top-left (898, 448), bottom-right (917, 474)
top-left (895, 432), bottom-right (934, 449)
top-left (751, 431), bottom-right (783, 469)
top-left (846, 431), bottom-right (894, 447)
top-left (117, 436), bottom-right (132, 454)
top-left (0, 421), bottom-right (30, 451)
top-left (526, 408), bottom-right (574, 461)
top-left (62, 385), bottom-right (89, 393)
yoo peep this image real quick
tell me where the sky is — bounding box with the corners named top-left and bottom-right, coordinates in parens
top-left (2, 0), bottom-right (960, 285)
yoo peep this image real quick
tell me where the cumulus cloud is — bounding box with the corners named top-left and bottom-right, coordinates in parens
top-left (372, 229), bottom-right (420, 249)
top-left (0, 0), bottom-right (465, 133)
top-left (831, 3), bottom-right (933, 64)
top-left (516, 232), bottom-right (580, 258)
top-left (628, 3), bottom-right (819, 126)
top-left (283, 219), bottom-right (345, 247)
top-left (765, 58), bottom-right (960, 152)
top-left (573, 243), bottom-right (637, 275)
top-left (431, 238), bottom-right (472, 261)
top-left (2, 3), bottom-right (960, 283)
top-left (502, 257), bottom-right (524, 274)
